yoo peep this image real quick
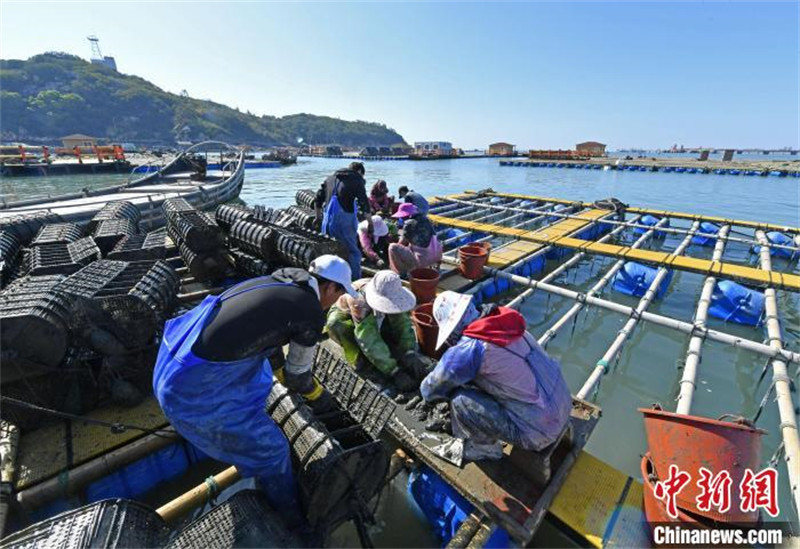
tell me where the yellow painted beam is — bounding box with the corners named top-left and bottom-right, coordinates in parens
top-left (460, 190), bottom-right (800, 233)
top-left (430, 210), bottom-right (800, 291)
top-left (549, 451), bottom-right (648, 548)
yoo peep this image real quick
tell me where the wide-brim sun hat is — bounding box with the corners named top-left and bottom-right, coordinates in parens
top-left (392, 202), bottom-right (418, 219)
top-left (364, 270), bottom-right (416, 314)
top-left (309, 254), bottom-right (357, 296)
top-left (433, 291), bottom-right (474, 349)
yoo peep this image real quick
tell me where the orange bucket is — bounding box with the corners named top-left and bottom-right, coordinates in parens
top-left (459, 244), bottom-right (489, 280)
top-left (640, 406), bottom-right (764, 523)
top-left (409, 267), bottom-right (440, 304)
top-left (641, 453), bottom-right (705, 546)
top-left (411, 303), bottom-right (439, 359)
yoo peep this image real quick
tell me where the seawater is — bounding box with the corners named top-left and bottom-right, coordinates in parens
top-left (4, 157), bottom-right (799, 541)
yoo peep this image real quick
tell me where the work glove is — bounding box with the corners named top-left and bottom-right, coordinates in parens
top-left (306, 389), bottom-right (336, 414)
top-left (400, 350), bottom-right (432, 381)
top-left (392, 369), bottom-right (418, 392)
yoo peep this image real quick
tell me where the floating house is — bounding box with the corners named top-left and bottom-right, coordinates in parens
top-left (488, 142), bottom-right (516, 156)
top-left (575, 141), bottom-right (607, 157)
top-left (60, 134), bottom-right (100, 149)
top-left (413, 141), bottom-right (453, 157)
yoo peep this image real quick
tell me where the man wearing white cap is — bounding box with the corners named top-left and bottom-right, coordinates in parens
top-left (420, 291), bottom-right (572, 461)
top-left (153, 255), bottom-right (355, 523)
top-left (327, 270), bottom-right (429, 392)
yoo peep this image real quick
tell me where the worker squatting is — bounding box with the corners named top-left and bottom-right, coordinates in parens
top-left (153, 163), bottom-right (572, 529)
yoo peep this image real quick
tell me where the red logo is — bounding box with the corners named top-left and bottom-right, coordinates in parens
top-left (739, 467), bottom-right (780, 517)
top-left (695, 467), bottom-right (732, 514)
top-left (654, 464), bottom-right (692, 519)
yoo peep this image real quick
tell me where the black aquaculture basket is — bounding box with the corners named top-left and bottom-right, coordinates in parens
top-left (57, 259), bottom-right (180, 351)
top-left (30, 222), bottom-right (84, 247)
top-left (228, 218), bottom-right (275, 260)
top-left (107, 232), bottom-right (167, 262)
top-left (230, 249), bottom-right (271, 278)
top-left (0, 211), bottom-right (63, 245)
top-left (266, 382), bottom-right (390, 537)
top-left (162, 197), bottom-right (196, 217)
top-left (282, 205), bottom-right (318, 230)
top-left (215, 203), bottom-right (254, 231)
top-left (0, 230), bottom-right (22, 287)
top-left (166, 210), bottom-right (224, 253)
top-left (87, 200), bottom-right (142, 234)
top-left (92, 219), bottom-right (139, 255)
top-left (272, 225), bottom-right (347, 269)
top-left (295, 188), bottom-right (317, 210)
top-left (0, 498), bottom-right (169, 548)
top-left (0, 274), bottom-right (73, 371)
top-left (23, 237), bottom-right (101, 276)
top-left (177, 241), bottom-right (231, 282)
top-left (165, 490), bottom-right (304, 549)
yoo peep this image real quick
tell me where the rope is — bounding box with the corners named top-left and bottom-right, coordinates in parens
top-left (0, 396), bottom-right (177, 439)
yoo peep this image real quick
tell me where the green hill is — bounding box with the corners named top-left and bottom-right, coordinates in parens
top-left (0, 52), bottom-right (407, 147)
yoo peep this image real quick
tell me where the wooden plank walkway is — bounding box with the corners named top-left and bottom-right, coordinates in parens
top-left (430, 202), bottom-right (800, 291)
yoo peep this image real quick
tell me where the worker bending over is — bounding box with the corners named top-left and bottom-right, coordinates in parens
top-left (316, 162), bottom-right (372, 279)
top-left (327, 270), bottom-right (429, 392)
top-left (153, 255), bottom-right (355, 523)
top-left (398, 186), bottom-right (430, 215)
top-left (389, 203), bottom-right (442, 276)
top-left (421, 291), bottom-right (572, 461)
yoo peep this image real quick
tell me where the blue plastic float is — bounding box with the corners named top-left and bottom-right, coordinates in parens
top-left (691, 221), bottom-right (721, 246)
top-left (753, 231), bottom-right (796, 259)
top-left (708, 280), bottom-right (765, 326)
top-left (634, 214), bottom-right (668, 238)
top-left (409, 467), bottom-right (509, 547)
top-left (613, 262), bottom-right (674, 299)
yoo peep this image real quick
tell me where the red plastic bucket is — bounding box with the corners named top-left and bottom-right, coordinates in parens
top-left (411, 303), bottom-right (439, 359)
top-left (409, 267), bottom-right (440, 304)
top-left (459, 244), bottom-right (489, 280)
top-left (641, 453), bottom-right (705, 546)
top-left (640, 406), bottom-right (764, 523)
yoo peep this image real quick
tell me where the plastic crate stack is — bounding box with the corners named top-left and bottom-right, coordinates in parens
top-left (266, 380), bottom-right (389, 536)
top-left (165, 199), bottom-right (230, 282)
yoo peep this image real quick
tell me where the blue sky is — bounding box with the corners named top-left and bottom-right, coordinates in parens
top-left (1, 1), bottom-right (797, 149)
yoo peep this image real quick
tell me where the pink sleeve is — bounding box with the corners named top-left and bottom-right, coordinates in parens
top-left (359, 230), bottom-right (379, 261)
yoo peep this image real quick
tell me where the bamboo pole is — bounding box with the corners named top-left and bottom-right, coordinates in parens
top-left (435, 195), bottom-right (800, 254)
top-left (16, 428), bottom-right (180, 510)
top-left (675, 225), bottom-right (730, 415)
top-left (577, 222), bottom-right (699, 399)
top-left (438, 257), bottom-right (800, 364)
top-left (465, 190), bottom-right (800, 235)
top-left (755, 230), bottom-right (800, 518)
top-left (156, 465), bottom-right (241, 524)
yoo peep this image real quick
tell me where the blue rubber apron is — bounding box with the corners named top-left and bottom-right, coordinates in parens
top-left (321, 178), bottom-right (357, 236)
top-left (153, 280), bottom-right (301, 517)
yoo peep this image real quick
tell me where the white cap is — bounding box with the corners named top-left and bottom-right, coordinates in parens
top-left (358, 215), bottom-right (389, 241)
top-left (364, 270), bottom-right (416, 314)
top-left (433, 291), bottom-right (474, 349)
top-left (309, 255), bottom-right (357, 296)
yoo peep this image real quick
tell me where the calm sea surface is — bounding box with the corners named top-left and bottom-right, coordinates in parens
top-left (3, 157), bottom-right (799, 540)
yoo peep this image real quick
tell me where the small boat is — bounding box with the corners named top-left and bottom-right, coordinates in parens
top-left (0, 141), bottom-right (245, 232)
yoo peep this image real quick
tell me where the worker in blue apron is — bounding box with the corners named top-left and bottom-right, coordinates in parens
top-left (316, 162), bottom-right (372, 279)
top-left (153, 256), bottom-right (356, 524)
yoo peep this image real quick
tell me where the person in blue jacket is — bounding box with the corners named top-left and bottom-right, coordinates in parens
top-left (420, 291), bottom-right (572, 461)
top-left (153, 255), bottom-right (356, 524)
